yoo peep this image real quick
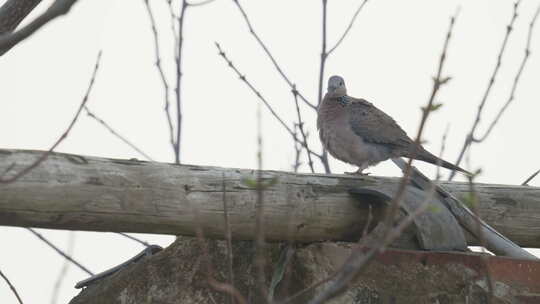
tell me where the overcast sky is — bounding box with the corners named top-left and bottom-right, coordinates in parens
top-left (1, 0), bottom-right (540, 303)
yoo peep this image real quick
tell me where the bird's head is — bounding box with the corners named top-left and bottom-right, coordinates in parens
top-left (327, 75), bottom-right (347, 98)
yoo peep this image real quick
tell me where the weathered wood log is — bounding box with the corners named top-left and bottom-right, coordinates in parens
top-left (68, 237), bottom-right (540, 304)
top-left (1, 149), bottom-right (540, 248)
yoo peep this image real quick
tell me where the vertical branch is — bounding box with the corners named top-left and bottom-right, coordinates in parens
top-left (292, 87), bottom-right (315, 173)
top-left (143, 0), bottom-right (176, 159)
top-left (292, 124), bottom-right (303, 172)
top-left (317, 0), bottom-right (328, 108)
top-left (174, 0), bottom-right (189, 164)
top-left (317, 0), bottom-right (332, 174)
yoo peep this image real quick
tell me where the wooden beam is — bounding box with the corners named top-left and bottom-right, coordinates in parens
top-left (1, 149), bottom-right (539, 248)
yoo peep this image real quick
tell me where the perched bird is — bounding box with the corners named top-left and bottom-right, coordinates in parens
top-left (317, 75), bottom-right (469, 175)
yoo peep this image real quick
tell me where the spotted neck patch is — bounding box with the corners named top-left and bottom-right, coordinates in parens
top-left (336, 96), bottom-right (349, 106)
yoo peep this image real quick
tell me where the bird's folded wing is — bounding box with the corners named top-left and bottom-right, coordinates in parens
top-left (348, 98), bottom-right (412, 148)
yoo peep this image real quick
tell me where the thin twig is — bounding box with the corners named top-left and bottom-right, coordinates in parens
top-left (449, 1), bottom-right (521, 180)
top-left (174, 0), bottom-right (189, 164)
top-left (231, 0), bottom-right (316, 110)
top-left (474, 4), bottom-right (540, 143)
top-left (317, 0), bottom-right (328, 108)
top-left (27, 228), bottom-right (94, 276)
top-left (84, 107), bottom-right (155, 161)
top-left (0, 51), bottom-right (102, 183)
top-left (292, 87), bottom-right (315, 173)
top-left (115, 232), bottom-right (150, 247)
top-left (50, 231), bottom-right (75, 304)
top-left (215, 43), bottom-right (324, 163)
top-left (522, 168), bottom-right (540, 186)
top-left (0, 269), bottom-right (24, 304)
top-left (327, 0), bottom-right (369, 55)
top-left (143, 0), bottom-right (176, 160)
top-left (292, 125), bottom-right (303, 172)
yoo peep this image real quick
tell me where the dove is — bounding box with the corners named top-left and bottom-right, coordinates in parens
top-left (317, 75), bottom-right (469, 175)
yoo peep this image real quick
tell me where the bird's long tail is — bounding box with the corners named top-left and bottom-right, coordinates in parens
top-left (415, 150), bottom-right (471, 176)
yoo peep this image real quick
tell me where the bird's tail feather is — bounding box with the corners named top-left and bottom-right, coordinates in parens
top-left (415, 150), bottom-right (471, 176)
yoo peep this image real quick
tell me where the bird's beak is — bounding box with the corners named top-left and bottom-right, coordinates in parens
top-left (327, 85), bottom-right (337, 92)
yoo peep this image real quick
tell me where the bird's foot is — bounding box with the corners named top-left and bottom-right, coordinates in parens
top-left (345, 169), bottom-right (370, 176)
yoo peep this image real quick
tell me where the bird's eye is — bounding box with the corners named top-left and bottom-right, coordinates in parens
top-left (340, 82), bottom-right (343, 85)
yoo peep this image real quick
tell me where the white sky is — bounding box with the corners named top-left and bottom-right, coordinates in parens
top-left (1, 0), bottom-right (540, 303)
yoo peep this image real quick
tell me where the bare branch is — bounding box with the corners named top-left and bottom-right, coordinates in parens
top-left (143, 0), bottom-right (176, 160)
top-left (292, 87), bottom-right (315, 173)
top-left (327, 0), bottom-right (369, 55)
top-left (231, 0), bottom-right (316, 110)
top-left (173, 0), bottom-right (189, 164)
top-left (215, 42), bottom-right (324, 163)
top-left (27, 228), bottom-right (94, 276)
top-left (0, 0), bottom-right (78, 56)
top-left (449, 1), bottom-right (521, 180)
top-left (0, 269), bottom-right (24, 304)
top-left (316, 0), bottom-right (328, 108)
top-left (0, 51), bottom-right (102, 183)
top-left (115, 232), bottom-right (151, 247)
top-left (474, 4), bottom-right (540, 143)
top-left (0, 0), bottom-right (42, 34)
top-left (522, 168), bottom-right (540, 186)
top-left (84, 107), bottom-right (154, 161)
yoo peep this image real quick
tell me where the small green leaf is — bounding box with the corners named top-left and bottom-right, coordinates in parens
top-left (463, 193), bottom-right (478, 208)
top-left (422, 103), bottom-right (443, 113)
top-left (428, 205), bottom-right (441, 213)
top-left (242, 177), bottom-right (258, 188)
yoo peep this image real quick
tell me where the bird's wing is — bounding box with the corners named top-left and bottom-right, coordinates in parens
top-left (348, 98), bottom-right (412, 148)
